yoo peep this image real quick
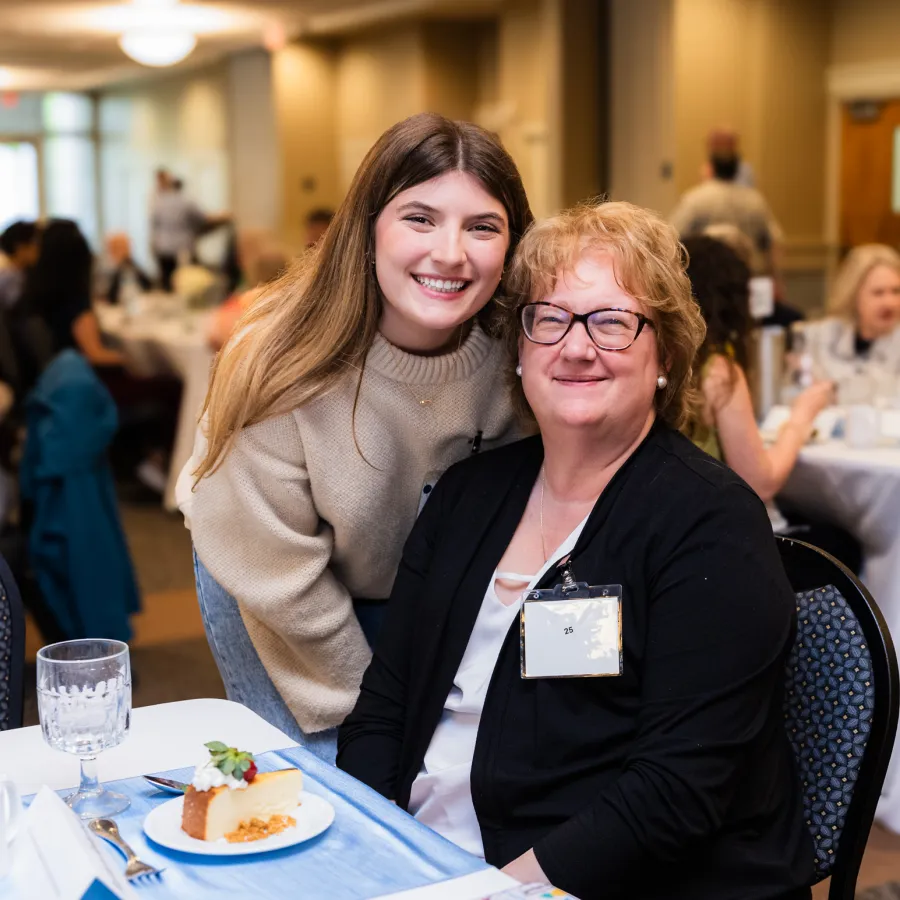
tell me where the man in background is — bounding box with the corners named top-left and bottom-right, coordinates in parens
top-left (671, 136), bottom-right (782, 279)
top-left (700, 127), bottom-right (756, 187)
top-left (96, 233), bottom-right (152, 305)
top-left (0, 220), bottom-right (39, 310)
top-left (149, 175), bottom-right (230, 291)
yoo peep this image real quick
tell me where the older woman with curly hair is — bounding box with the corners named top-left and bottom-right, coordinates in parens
top-left (338, 201), bottom-right (814, 900)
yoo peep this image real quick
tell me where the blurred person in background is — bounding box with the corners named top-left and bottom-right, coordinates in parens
top-left (208, 242), bottom-right (290, 351)
top-left (671, 136), bottom-right (783, 280)
top-left (96, 232), bottom-right (152, 305)
top-left (150, 176), bottom-right (230, 292)
top-left (0, 220), bottom-right (40, 310)
top-left (700, 127), bottom-right (756, 187)
top-left (702, 223), bottom-right (804, 330)
top-left (179, 113), bottom-right (533, 758)
top-left (682, 235), bottom-right (860, 572)
top-left (19, 219), bottom-right (124, 368)
top-left (305, 208), bottom-right (334, 248)
top-left (19, 218), bottom-right (179, 493)
top-left (800, 244), bottom-right (900, 394)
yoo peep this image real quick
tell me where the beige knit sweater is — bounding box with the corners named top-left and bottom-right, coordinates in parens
top-left (178, 324), bottom-right (518, 734)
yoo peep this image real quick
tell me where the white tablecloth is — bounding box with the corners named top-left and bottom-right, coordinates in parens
top-left (1, 699), bottom-right (290, 795)
top-left (0, 699), bottom-right (515, 900)
top-left (96, 300), bottom-right (212, 512)
top-left (780, 441), bottom-right (900, 832)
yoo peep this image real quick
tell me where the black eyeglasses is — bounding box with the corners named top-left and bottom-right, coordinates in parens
top-left (520, 302), bottom-right (654, 352)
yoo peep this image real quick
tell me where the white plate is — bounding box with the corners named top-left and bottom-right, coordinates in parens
top-left (143, 791), bottom-right (335, 856)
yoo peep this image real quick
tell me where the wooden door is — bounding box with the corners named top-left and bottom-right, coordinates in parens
top-left (841, 99), bottom-right (900, 252)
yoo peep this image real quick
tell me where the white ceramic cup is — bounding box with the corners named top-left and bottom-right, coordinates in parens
top-left (0, 775), bottom-right (22, 879)
top-left (846, 404), bottom-right (881, 449)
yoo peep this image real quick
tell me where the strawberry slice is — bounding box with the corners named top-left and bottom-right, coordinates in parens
top-left (243, 761), bottom-right (258, 783)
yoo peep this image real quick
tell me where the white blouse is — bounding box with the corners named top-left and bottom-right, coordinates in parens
top-left (408, 516), bottom-right (589, 856)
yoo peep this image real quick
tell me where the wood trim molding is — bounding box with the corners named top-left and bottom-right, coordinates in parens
top-left (827, 60), bottom-right (900, 100)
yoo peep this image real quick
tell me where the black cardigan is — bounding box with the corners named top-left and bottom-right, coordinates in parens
top-left (338, 424), bottom-right (814, 900)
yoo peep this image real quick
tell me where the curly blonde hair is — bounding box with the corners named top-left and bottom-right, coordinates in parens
top-left (828, 244), bottom-right (900, 322)
top-left (501, 200), bottom-right (706, 431)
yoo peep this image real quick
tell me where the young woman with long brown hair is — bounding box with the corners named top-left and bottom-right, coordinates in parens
top-left (178, 113), bottom-right (533, 759)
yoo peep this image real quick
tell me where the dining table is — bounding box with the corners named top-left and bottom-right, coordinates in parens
top-left (779, 439), bottom-right (900, 834)
top-left (95, 297), bottom-right (213, 513)
top-left (0, 698), bottom-right (518, 900)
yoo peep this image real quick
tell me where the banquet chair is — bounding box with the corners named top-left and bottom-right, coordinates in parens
top-left (0, 550), bottom-right (26, 731)
top-left (777, 535), bottom-right (899, 900)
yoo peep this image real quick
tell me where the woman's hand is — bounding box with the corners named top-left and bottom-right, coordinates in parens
top-left (790, 380), bottom-right (835, 428)
top-left (501, 848), bottom-right (548, 884)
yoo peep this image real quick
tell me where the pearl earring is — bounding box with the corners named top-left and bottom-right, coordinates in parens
top-left (515, 364), bottom-right (523, 377)
top-left (656, 374), bottom-right (668, 390)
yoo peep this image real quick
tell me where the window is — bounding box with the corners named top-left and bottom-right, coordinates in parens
top-left (0, 141), bottom-right (39, 231)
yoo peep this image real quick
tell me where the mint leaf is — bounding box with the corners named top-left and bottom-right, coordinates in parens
top-left (238, 759), bottom-right (250, 773)
top-left (205, 741), bottom-right (228, 753)
top-left (222, 758), bottom-right (236, 776)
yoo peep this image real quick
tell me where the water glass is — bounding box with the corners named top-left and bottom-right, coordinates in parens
top-left (36, 640), bottom-right (132, 819)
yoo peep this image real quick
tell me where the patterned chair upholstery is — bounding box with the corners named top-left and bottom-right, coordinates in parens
top-left (0, 551), bottom-right (25, 730)
top-left (784, 584), bottom-right (876, 882)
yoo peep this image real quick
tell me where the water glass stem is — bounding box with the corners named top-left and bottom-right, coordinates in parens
top-left (79, 756), bottom-right (100, 796)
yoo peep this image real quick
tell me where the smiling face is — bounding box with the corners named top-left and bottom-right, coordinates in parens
top-left (856, 263), bottom-right (900, 341)
top-left (374, 171), bottom-right (510, 352)
top-left (519, 254), bottom-right (661, 436)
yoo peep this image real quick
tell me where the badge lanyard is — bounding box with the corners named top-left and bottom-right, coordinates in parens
top-left (520, 561), bottom-right (623, 679)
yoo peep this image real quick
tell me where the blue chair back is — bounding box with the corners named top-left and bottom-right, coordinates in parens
top-left (778, 536), bottom-right (899, 900)
top-left (0, 551), bottom-right (25, 730)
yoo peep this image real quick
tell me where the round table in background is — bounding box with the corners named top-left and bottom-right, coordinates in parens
top-left (96, 299), bottom-right (213, 512)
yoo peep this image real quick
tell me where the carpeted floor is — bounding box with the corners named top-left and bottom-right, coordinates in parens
top-left (858, 884), bottom-right (900, 899)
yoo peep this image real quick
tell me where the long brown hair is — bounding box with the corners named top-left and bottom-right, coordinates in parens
top-left (195, 113), bottom-right (532, 480)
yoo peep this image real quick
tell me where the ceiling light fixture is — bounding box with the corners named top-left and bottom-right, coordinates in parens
top-left (119, 28), bottom-right (197, 67)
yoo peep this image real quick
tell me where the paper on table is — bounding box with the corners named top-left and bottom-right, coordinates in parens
top-left (5, 787), bottom-right (136, 900)
top-left (881, 409), bottom-right (900, 440)
top-left (372, 868), bottom-right (518, 900)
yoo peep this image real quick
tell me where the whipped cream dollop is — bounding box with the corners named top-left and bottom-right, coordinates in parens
top-left (191, 758), bottom-right (248, 792)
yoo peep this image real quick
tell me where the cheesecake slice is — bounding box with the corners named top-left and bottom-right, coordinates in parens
top-left (182, 769), bottom-right (303, 841)
top-left (180, 741), bottom-right (303, 842)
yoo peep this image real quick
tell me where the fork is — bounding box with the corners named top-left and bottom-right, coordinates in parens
top-left (89, 818), bottom-right (164, 883)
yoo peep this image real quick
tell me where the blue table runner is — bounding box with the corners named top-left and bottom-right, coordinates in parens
top-left (30, 745), bottom-right (489, 899)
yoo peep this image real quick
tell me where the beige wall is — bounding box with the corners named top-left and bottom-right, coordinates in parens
top-left (559, 0), bottom-right (602, 207)
top-left (271, 1), bottom-right (563, 225)
top-left (608, 0), bottom-right (676, 214)
top-left (227, 51), bottom-right (280, 233)
top-left (271, 41), bottom-right (340, 248)
top-left (673, 0), bottom-right (830, 257)
top-left (421, 22), bottom-right (487, 123)
top-left (336, 25), bottom-right (426, 190)
top-left (493, 0), bottom-right (561, 218)
top-left (831, 0), bottom-right (900, 68)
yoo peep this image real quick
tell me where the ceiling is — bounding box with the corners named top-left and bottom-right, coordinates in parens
top-left (0, 0), bottom-right (496, 92)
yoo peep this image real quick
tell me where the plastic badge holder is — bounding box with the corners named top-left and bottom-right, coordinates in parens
top-left (520, 567), bottom-right (623, 679)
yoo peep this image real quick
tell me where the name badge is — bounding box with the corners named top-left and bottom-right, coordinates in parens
top-left (520, 577), bottom-right (622, 679)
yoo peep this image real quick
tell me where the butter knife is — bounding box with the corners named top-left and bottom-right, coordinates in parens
top-left (143, 775), bottom-right (188, 794)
